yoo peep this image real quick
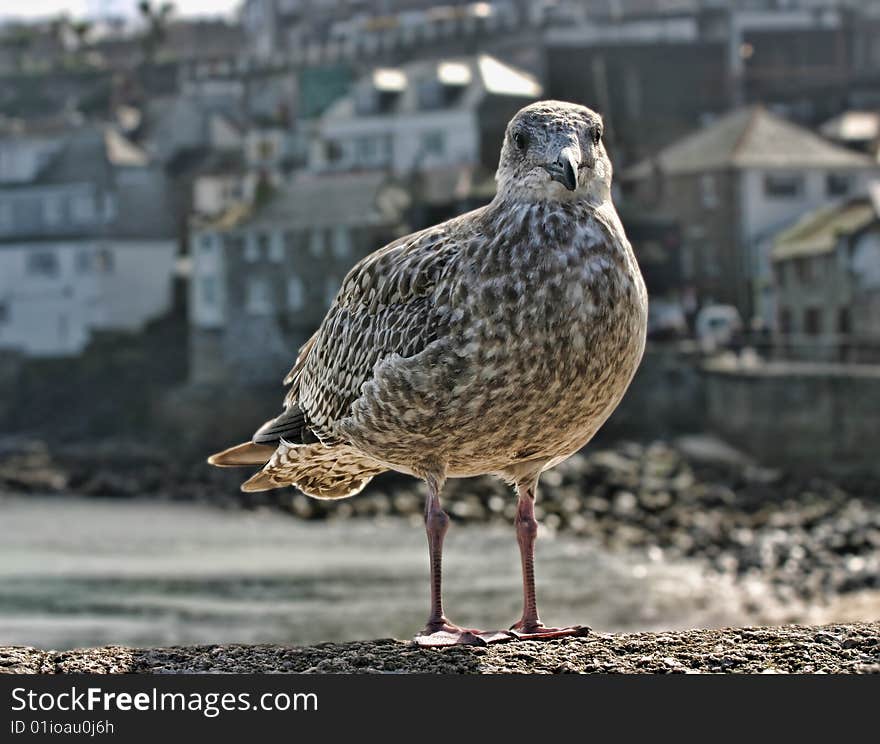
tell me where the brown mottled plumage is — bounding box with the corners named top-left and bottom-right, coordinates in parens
top-left (209, 100), bottom-right (648, 645)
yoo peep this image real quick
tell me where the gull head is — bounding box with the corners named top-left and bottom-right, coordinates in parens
top-left (495, 100), bottom-right (611, 205)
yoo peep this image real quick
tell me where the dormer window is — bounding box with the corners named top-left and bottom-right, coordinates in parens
top-left (357, 68), bottom-right (406, 115)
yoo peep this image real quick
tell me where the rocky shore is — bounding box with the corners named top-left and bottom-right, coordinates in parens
top-left (2, 622), bottom-right (878, 674)
top-left (2, 434), bottom-right (878, 610)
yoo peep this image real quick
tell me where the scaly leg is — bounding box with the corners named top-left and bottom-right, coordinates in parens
top-left (509, 472), bottom-right (589, 640)
top-left (413, 472), bottom-right (486, 646)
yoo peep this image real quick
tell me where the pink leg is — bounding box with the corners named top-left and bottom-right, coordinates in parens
top-left (509, 473), bottom-right (589, 640)
top-left (413, 473), bottom-right (490, 646)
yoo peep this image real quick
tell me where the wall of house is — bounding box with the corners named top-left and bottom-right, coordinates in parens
top-left (317, 109), bottom-right (478, 175)
top-left (93, 240), bottom-right (178, 332)
top-left (645, 169), bottom-right (742, 311)
top-left (190, 230), bottom-right (228, 330)
top-left (0, 241), bottom-right (98, 356)
top-left (852, 228), bottom-right (880, 336)
top-left (774, 249), bottom-right (851, 341)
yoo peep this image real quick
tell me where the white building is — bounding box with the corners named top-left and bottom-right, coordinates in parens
top-left (0, 126), bottom-right (178, 357)
top-left (311, 54), bottom-right (541, 177)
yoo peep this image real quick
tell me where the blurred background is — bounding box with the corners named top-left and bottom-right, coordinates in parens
top-left (1, 0), bottom-right (879, 650)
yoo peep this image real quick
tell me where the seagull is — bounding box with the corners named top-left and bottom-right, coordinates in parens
top-left (209, 100), bottom-right (648, 646)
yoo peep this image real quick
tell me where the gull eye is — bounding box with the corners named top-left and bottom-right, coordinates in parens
top-left (512, 130), bottom-right (528, 151)
top-left (592, 128), bottom-right (602, 146)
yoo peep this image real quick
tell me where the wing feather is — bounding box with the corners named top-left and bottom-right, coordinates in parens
top-left (279, 210), bottom-right (481, 444)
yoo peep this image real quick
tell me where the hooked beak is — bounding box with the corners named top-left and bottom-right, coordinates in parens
top-left (543, 145), bottom-right (580, 191)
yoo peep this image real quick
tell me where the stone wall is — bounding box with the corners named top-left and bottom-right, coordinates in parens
top-left (703, 358), bottom-right (880, 471)
top-left (599, 343), bottom-right (706, 442)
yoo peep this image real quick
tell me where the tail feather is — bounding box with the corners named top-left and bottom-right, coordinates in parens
top-left (207, 442), bottom-right (275, 467)
top-left (212, 441), bottom-right (387, 500)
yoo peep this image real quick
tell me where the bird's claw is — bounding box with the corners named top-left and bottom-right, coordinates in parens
top-left (413, 622), bottom-right (590, 647)
top-left (507, 623), bottom-right (591, 641)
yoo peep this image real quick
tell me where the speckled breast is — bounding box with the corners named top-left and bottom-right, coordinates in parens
top-left (444, 223), bottom-right (646, 475)
top-left (345, 206), bottom-right (648, 478)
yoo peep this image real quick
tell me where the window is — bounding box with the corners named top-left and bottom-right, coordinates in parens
top-left (71, 194), bottom-right (96, 222)
top-left (324, 276), bottom-right (338, 306)
top-left (0, 301), bottom-right (8, 324)
top-left (826, 174), bottom-right (850, 197)
top-left (804, 307), bottom-right (822, 336)
top-left (268, 232), bottom-right (284, 263)
top-left (96, 247), bottom-right (114, 273)
top-left (200, 276), bottom-right (217, 306)
top-left (44, 196), bottom-right (62, 225)
top-left (700, 174), bottom-right (718, 209)
top-left (287, 276), bottom-right (305, 310)
top-left (0, 202), bottom-right (12, 230)
top-left (764, 173), bottom-right (803, 198)
top-left (199, 234), bottom-right (215, 254)
top-left (224, 181), bottom-right (243, 202)
top-left (774, 263), bottom-right (786, 288)
top-left (26, 250), bottom-right (59, 277)
top-left (58, 314), bottom-right (69, 343)
top-left (309, 229), bottom-right (325, 258)
top-left (103, 194), bottom-right (116, 221)
top-left (421, 131), bottom-right (445, 157)
top-left (244, 236), bottom-right (260, 262)
top-left (356, 137), bottom-right (377, 165)
top-left (283, 231), bottom-right (298, 252)
top-left (245, 277), bottom-right (273, 315)
top-left (778, 307), bottom-right (792, 334)
top-left (324, 140), bottom-right (344, 164)
top-left (75, 249), bottom-right (93, 274)
top-left (331, 226), bottom-right (351, 260)
top-left (838, 307), bottom-right (851, 335)
top-left (355, 136), bottom-right (389, 167)
top-left (795, 257), bottom-right (813, 284)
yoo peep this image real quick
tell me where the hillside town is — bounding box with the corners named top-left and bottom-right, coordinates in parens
top-left (1, 0), bottom-right (880, 465)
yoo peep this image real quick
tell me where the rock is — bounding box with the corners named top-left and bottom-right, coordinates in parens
top-left (2, 622), bottom-right (875, 674)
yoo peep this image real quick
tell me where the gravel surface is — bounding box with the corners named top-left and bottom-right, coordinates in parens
top-left (2, 622), bottom-right (878, 674)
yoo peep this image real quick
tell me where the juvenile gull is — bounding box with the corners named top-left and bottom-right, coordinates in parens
top-left (209, 100), bottom-right (648, 646)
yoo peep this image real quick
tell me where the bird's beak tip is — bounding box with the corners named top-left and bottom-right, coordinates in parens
top-left (544, 147), bottom-right (580, 191)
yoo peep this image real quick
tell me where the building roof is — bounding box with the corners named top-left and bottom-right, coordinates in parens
top-left (0, 124), bottom-right (175, 242)
top-left (771, 197), bottom-right (879, 263)
top-left (322, 54), bottom-right (541, 122)
top-left (37, 126), bottom-right (148, 186)
top-left (626, 106), bottom-right (875, 179)
top-left (195, 171), bottom-right (405, 232)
